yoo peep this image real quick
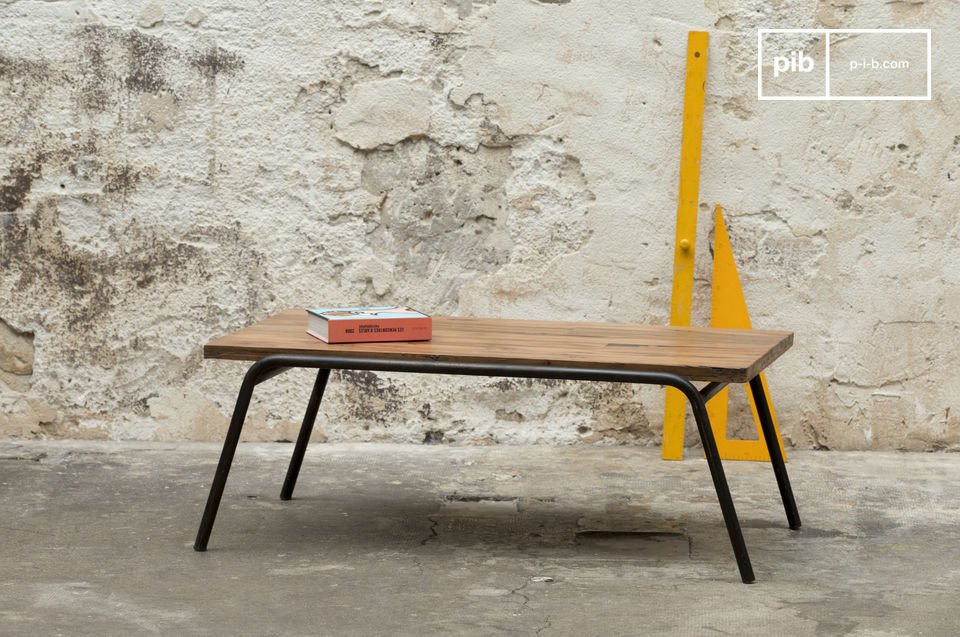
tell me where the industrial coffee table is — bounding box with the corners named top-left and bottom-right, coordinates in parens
top-left (194, 310), bottom-right (799, 583)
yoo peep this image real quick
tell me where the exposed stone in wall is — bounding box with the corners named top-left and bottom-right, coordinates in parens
top-left (0, 318), bottom-right (34, 392)
top-left (137, 4), bottom-right (166, 30)
top-left (0, 318), bottom-right (55, 437)
top-left (184, 9), bottom-right (207, 28)
top-left (1, 1), bottom-right (958, 451)
top-left (334, 78), bottom-right (434, 150)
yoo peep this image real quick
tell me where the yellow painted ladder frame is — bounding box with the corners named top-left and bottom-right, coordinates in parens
top-left (662, 31), bottom-right (708, 460)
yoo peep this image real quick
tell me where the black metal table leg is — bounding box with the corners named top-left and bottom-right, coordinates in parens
top-left (194, 358), bottom-right (288, 551)
top-left (676, 380), bottom-right (756, 584)
top-left (281, 368), bottom-right (331, 501)
top-left (749, 375), bottom-right (801, 530)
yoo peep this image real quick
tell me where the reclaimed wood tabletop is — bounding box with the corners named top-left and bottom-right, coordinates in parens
top-left (205, 310), bottom-right (793, 383)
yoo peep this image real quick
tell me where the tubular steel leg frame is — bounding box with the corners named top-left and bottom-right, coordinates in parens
top-left (677, 379), bottom-right (755, 583)
top-left (749, 375), bottom-right (801, 530)
top-left (194, 358), bottom-right (290, 551)
top-left (281, 369), bottom-right (331, 501)
top-left (195, 353), bottom-right (765, 582)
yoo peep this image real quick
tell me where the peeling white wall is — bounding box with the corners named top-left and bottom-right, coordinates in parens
top-left (1, 0), bottom-right (958, 451)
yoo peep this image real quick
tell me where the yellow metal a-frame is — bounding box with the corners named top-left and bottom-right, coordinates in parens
top-left (706, 205), bottom-right (787, 462)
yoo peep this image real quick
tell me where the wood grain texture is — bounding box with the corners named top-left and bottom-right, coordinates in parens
top-left (204, 310), bottom-right (793, 383)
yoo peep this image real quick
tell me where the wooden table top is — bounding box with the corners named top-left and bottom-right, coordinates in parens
top-left (205, 310), bottom-right (792, 383)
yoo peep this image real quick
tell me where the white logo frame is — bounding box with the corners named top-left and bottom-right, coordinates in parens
top-left (757, 28), bottom-right (932, 101)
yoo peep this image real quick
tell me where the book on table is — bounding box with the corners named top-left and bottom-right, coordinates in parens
top-left (306, 306), bottom-right (432, 343)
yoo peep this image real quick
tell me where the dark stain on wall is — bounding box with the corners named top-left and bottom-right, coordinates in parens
top-left (0, 52), bottom-right (54, 82)
top-left (0, 24), bottom-right (251, 342)
top-left (0, 198), bottom-right (264, 333)
top-left (0, 131), bottom-right (261, 332)
top-left (2, 200), bottom-right (115, 329)
top-left (492, 377), bottom-right (564, 391)
top-left (71, 25), bottom-right (245, 112)
top-left (336, 370), bottom-right (403, 426)
top-left (123, 29), bottom-right (172, 93)
top-left (1, 138), bottom-right (97, 212)
top-left (0, 136), bottom-right (132, 212)
top-left (0, 159), bottom-right (43, 212)
top-left (101, 162), bottom-right (143, 196)
top-left (190, 45), bottom-right (245, 79)
top-left (76, 25), bottom-right (114, 112)
top-left (1, 200), bottom-right (197, 330)
top-left (0, 52), bottom-right (70, 129)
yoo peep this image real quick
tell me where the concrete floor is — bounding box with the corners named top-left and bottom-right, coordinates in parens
top-left (0, 441), bottom-right (958, 636)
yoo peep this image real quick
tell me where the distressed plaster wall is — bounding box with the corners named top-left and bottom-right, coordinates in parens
top-left (1, 0), bottom-right (958, 451)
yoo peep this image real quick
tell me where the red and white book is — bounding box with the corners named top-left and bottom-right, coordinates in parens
top-left (306, 306), bottom-right (432, 344)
